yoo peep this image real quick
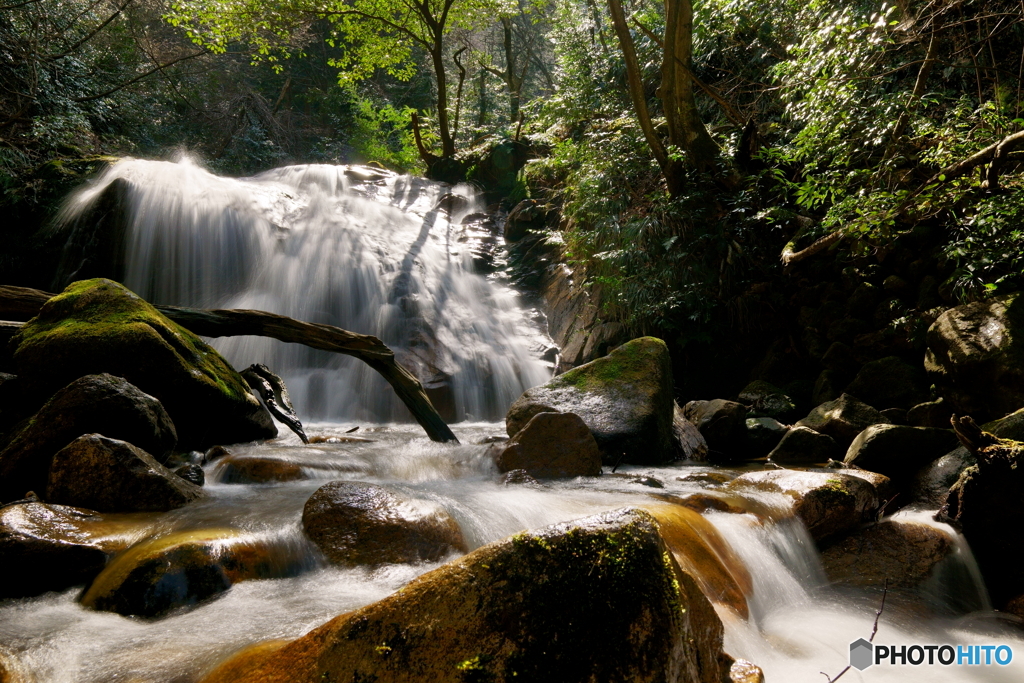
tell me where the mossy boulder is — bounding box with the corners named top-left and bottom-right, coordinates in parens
top-left (0, 501), bottom-right (155, 599)
top-left (200, 508), bottom-right (729, 683)
top-left (505, 337), bottom-right (675, 465)
top-left (81, 528), bottom-right (308, 618)
top-left (494, 411), bottom-right (602, 478)
top-left (0, 373), bottom-right (177, 502)
top-left (820, 518), bottom-right (952, 588)
top-left (729, 471), bottom-right (880, 542)
top-left (10, 279), bottom-right (276, 449)
top-left (46, 434), bottom-right (204, 512)
top-left (925, 293), bottom-right (1024, 422)
top-left (302, 482), bottom-right (467, 566)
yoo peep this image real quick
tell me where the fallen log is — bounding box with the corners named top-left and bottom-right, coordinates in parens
top-left (0, 285), bottom-right (459, 444)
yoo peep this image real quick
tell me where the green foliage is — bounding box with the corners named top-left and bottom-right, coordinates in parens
top-left (944, 189), bottom-right (1024, 300)
top-left (348, 98), bottom-right (423, 172)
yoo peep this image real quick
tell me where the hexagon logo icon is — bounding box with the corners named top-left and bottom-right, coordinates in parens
top-left (850, 638), bottom-right (874, 670)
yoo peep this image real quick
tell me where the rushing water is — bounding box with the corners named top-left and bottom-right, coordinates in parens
top-left (5, 159), bottom-right (1023, 682)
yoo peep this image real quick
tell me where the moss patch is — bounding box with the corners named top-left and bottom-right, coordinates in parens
top-left (552, 337), bottom-right (668, 394)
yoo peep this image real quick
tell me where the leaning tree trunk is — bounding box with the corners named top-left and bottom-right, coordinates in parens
top-left (0, 285), bottom-right (459, 444)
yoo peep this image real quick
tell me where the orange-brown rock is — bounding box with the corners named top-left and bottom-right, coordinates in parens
top-left (215, 455), bottom-right (306, 484)
top-left (302, 481), bottom-right (467, 566)
top-left (81, 528), bottom-right (307, 618)
top-left (201, 508), bottom-right (727, 683)
top-left (642, 503), bottom-right (752, 618)
top-left (494, 411), bottom-right (601, 478)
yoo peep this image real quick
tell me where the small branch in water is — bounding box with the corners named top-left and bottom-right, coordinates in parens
top-left (820, 579), bottom-right (889, 683)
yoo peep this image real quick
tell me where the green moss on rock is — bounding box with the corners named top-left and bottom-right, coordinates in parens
top-left (11, 279), bottom-right (275, 448)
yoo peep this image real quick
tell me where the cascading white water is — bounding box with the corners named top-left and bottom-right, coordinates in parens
top-left (56, 157), bottom-right (552, 422)
top-left (6, 159), bottom-right (1022, 682)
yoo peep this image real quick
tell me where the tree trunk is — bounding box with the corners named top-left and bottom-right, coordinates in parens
top-left (431, 44), bottom-right (456, 158)
top-left (502, 18), bottom-right (522, 123)
top-left (661, 0), bottom-right (718, 171)
top-left (0, 285), bottom-right (459, 444)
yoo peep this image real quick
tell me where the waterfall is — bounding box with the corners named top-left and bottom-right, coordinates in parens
top-left (55, 157), bottom-right (553, 423)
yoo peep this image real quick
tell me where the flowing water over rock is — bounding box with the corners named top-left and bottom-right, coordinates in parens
top-left (56, 158), bottom-right (552, 422)
top-left (5, 159), bottom-right (1023, 682)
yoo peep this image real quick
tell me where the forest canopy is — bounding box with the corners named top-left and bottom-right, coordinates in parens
top-left (2, 0), bottom-right (1023, 343)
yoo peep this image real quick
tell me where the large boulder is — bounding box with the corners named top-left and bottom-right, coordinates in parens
top-left (81, 529), bottom-right (307, 618)
top-left (729, 470), bottom-right (880, 542)
top-left (506, 337), bottom-right (675, 465)
top-left (820, 518), bottom-right (952, 587)
top-left (0, 373), bottom-right (177, 502)
top-left (494, 411), bottom-right (602, 478)
top-left (925, 293), bottom-right (1024, 422)
top-left (0, 501), bottom-right (154, 599)
top-left (795, 393), bottom-right (890, 447)
top-left (843, 425), bottom-right (958, 483)
top-left (302, 482), bottom-right (467, 566)
top-left (214, 455), bottom-right (307, 484)
top-left (200, 508), bottom-right (730, 683)
top-left (844, 356), bottom-right (929, 411)
top-left (682, 400), bottom-right (748, 462)
top-left (767, 426), bottom-right (840, 465)
top-left (10, 279), bottom-right (276, 449)
top-left (736, 380), bottom-right (799, 422)
top-left (46, 434), bottom-right (204, 512)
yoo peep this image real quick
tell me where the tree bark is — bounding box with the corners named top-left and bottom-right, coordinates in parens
top-left (0, 286), bottom-right (459, 444)
top-left (430, 43), bottom-right (456, 158)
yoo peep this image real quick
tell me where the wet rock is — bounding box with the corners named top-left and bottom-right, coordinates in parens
top-left (925, 293), bottom-right (1024, 422)
top-left (737, 380), bottom-right (798, 422)
top-left (174, 464), bottom-right (205, 486)
top-left (501, 469), bottom-right (541, 486)
top-left (820, 519), bottom-right (953, 587)
top-left (46, 434), bottom-right (204, 512)
top-left (729, 470), bottom-right (879, 542)
top-left (0, 647), bottom-right (33, 683)
top-left (907, 398), bottom-right (954, 428)
top-left (302, 481), bottom-right (467, 566)
top-left (506, 337), bottom-right (675, 465)
top-left (504, 198), bottom-right (548, 242)
top-left (843, 425), bottom-right (957, 483)
top-left (642, 503), bottom-right (752, 618)
top-left (841, 469), bottom-right (896, 505)
top-left (767, 426), bottom-right (840, 465)
top-left (10, 279), bottom-right (276, 450)
top-left (673, 401), bottom-right (708, 461)
top-left (0, 501), bottom-right (153, 599)
top-left (200, 508), bottom-right (728, 683)
top-left (214, 455), bottom-right (306, 484)
top-left (844, 356), bottom-right (929, 410)
top-left (494, 412), bottom-right (602, 479)
top-left (682, 399), bottom-right (749, 462)
top-left (727, 659), bottom-right (765, 683)
top-left (909, 446), bottom-right (974, 508)
top-left (795, 393), bottom-right (891, 447)
top-left (0, 373), bottom-right (177, 502)
top-left (203, 445), bottom-right (232, 464)
top-left (81, 529), bottom-right (306, 618)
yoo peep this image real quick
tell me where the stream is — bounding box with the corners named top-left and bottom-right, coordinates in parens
top-left (3, 158), bottom-right (1023, 682)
